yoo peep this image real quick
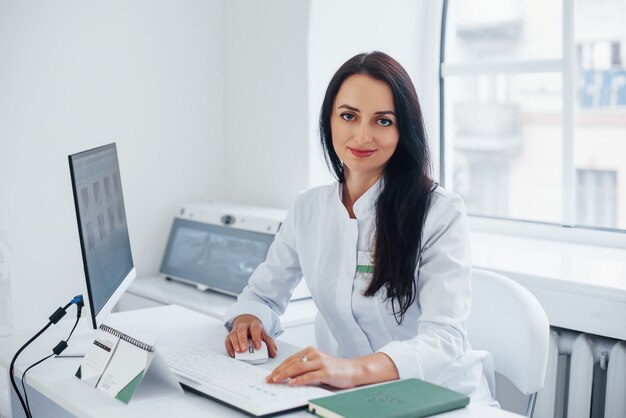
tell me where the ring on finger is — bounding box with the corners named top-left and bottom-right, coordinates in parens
top-left (300, 355), bottom-right (309, 363)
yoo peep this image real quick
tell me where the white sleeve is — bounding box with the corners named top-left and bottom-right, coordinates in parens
top-left (377, 192), bottom-right (472, 381)
top-left (223, 198), bottom-right (303, 338)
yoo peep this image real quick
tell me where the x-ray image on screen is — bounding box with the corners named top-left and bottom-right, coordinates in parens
top-left (97, 214), bottom-right (106, 240)
top-left (117, 201), bottom-right (125, 224)
top-left (108, 207), bottom-right (115, 232)
top-left (103, 176), bottom-right (112, 200)
top-left (93, 181), bottom-right (101, 206)
top-left (81, 187), bottom-right (89, 210)
top-left (113, 172), bottom-right (121, 195)
top-left (86, 221), bottom-right (95, 250)
top-left (160, 218), bottom-right (274, 295)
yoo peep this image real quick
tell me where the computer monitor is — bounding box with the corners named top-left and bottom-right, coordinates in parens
top-left (68, 143), bottom-right (136, 329)
top-left (159, 217), bottom-right (275, 296)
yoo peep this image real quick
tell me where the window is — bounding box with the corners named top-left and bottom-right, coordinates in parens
top-left (577, 169), bottom-right (618, 228)
top-left (441, 0), bottom-right (626, 231)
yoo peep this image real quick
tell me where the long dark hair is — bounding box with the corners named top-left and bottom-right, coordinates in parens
top-left (320, 51), bottom-right (434, 323)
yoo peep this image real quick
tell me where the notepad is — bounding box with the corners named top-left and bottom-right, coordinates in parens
top-left (307, 378), bottom-right (470, 418)
top-left (76, 324), bottom-right (181, 403)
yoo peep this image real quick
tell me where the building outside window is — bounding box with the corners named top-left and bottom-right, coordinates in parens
top-left (577, 169), bottom-right (618, 228)
top-left (441, 0), bottom-right (626, 231)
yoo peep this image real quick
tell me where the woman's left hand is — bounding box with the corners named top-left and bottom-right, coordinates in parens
top-left (265, 346), bottom-right (362, 389)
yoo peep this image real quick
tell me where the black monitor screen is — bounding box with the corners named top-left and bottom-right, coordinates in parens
top-left (69, 143), bottom-right (133, 328)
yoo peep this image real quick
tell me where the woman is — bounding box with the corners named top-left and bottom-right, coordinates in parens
top-left (224, 51), bottom-right (495, 403)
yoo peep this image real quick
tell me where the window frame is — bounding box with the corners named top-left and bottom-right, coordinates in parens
top-left (439, 0), bottom-right (626, 245)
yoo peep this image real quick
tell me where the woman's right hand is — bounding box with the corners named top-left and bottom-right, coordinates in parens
top-left (225, 314), bottom-right (278, 358)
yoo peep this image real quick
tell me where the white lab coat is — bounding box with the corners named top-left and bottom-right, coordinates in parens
top-left (224, 180), bottom-right (496, 402)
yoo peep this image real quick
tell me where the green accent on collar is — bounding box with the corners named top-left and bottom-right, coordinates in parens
top-left (356, 265), bottom-right (374, 273)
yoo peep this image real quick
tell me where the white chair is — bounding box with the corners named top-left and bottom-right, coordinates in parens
top-left (467, 268), bottom-right (550, 417)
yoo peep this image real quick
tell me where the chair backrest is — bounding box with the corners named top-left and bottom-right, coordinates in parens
top-left (467, 268), bottom-right (550, 395)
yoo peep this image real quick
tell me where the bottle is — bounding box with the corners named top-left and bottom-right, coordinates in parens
top-left (0, 231), bottom-right (13, 336)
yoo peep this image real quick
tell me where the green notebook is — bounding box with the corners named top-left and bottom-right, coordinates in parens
top-left (308, 378), bottom-right (469, 418)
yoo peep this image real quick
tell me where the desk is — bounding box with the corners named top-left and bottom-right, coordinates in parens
top-left (0, 305), bottom-right (523, 418)
top-left (118, 276), bottom-right (319, 346)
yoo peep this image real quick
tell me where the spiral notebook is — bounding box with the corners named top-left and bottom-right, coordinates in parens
top-left (76, 324), bottom-right (182, 403)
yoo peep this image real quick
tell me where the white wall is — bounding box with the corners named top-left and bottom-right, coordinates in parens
top-left (223, 0), bottom-right (311, 209)
top-left (0, 0), bottom-right (444, 330)
top-left (0, 0), bottom-right (226, 329)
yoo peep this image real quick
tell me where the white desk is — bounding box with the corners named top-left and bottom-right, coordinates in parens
top-left (0, 305), bottom-right (522, 418)
top-left (118, 276), bottom-right (319, 346)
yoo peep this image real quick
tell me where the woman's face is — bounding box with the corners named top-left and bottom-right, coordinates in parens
top-left (331, 74), bottom-right (399, 180)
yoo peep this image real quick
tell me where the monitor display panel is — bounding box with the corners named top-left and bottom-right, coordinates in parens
top-left (160, 218), bottom-right (274, 296)
top-left (69, 143), bottom-right (135, 329)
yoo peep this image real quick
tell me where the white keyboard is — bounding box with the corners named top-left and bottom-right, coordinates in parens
top-left (160, 344), bottom-right (333, 416)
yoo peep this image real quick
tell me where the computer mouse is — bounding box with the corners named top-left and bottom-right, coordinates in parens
top-left (235, 340), bottom-right (269, 365)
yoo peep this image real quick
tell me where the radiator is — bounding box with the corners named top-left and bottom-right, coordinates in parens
top-left (534, 327), bottom-right (626, 418)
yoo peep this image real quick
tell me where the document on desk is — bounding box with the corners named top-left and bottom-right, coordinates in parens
top-left (77, 324), bottom-right (182, 403)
